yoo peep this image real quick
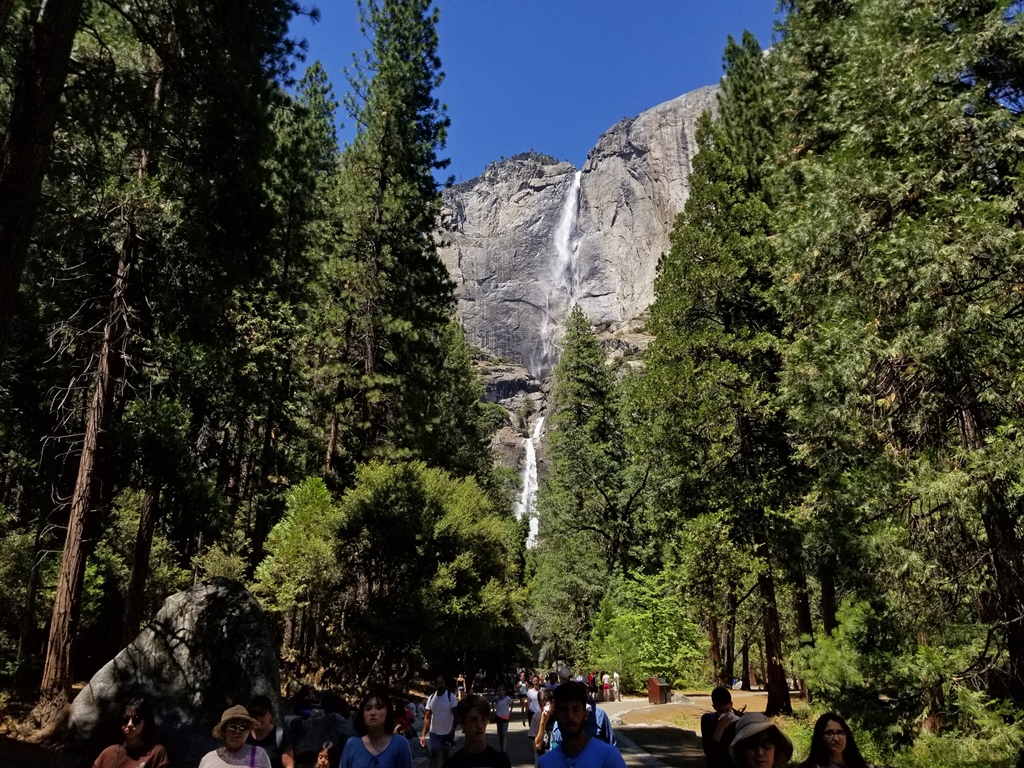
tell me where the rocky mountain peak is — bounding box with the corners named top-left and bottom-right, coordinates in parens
top-left (440, 84), bottom-right (718, 382)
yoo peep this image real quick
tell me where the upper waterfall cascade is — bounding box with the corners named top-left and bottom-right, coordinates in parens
top-left (535, 170), bottom-right (582, 377)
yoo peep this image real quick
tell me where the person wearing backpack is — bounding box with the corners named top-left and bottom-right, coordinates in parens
top-left (247, 694), bottom-right (295, 768)
top-left (420, 675), bottom-right (458, 768)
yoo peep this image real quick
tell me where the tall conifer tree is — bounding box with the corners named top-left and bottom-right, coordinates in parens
top-left (775, 0), bottom-right (1024, 707)
top-left (532, 305), bottom-right (648, 663)
top-left (638, 32), bottom-right (797, 715)
top-left (318, 0), bottom-right (454, 478)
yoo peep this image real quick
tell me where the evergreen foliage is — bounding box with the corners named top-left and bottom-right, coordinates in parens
top-left (4, 1), bottom-right (1024, 760)
top-left (0, 0), bottom-right (512, 715)
top-left (313, 0), bottom-right (456, 479)
top-left (636, 31), bottom-right (799, 715)
top-left (531, 305), bottom-right (650, 664)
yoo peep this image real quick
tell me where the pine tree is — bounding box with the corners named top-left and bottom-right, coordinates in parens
top-left (317, 0), bottom-right (454, 478)
top-left (637, 32), bottom-right (797, 715)
top-left (775, 0), bottom-right (1024, 711)
top-left (28, 0), bottom-right (300, 720)
top-left (532, 305), bottom-right (648, 664)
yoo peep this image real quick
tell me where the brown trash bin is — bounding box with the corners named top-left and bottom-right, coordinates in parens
top-left (647, 676), bottom-right (671, 704)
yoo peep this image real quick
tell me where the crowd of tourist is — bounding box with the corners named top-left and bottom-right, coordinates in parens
top-left (90, 673), bottom-right (874, 768)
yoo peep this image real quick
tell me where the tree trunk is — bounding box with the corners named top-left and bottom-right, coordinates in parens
top-left (0, 0), bottom-right (85, 358)
top-left (226, 416), bottom-right (245, 508)
top-left (979, 487), bottom-right (1024, 703)
top-left (959, 404), bottom-right (1024, 703)
top-left (793, 564), bottom-right (813, 700)
top-left (740, 637), bottom-right (751, 690)
top-left (723, 582), bottom-right (737, 686)
top-left (820, 566), bottom-right (838, 636)
top-left (122, 484), bottom-right (160, 646)
top-left (793, 565), bottom-right (814, 641)
top-left (708, 614), bottom-right (722, 684)
top-left (16, 516), bottom-right (46, 668)
top-left (39, 217), bottom-right (136, 701)
top-left (760, 570), bottom-right (793, 715)
top-left (323, 408), bottom-right (338, 477)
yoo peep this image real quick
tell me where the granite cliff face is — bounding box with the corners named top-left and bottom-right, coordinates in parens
top-left (440, 84), bottom-right (717, 379)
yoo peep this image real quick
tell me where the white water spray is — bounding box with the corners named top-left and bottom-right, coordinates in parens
top-left (553, 170), bottom-right (582, 299)
top-left (513, 417), bottom-right (545, 546)
top-left (536, 171), bottom-right (582, 376)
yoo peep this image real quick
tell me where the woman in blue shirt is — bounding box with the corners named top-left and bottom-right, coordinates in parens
top-left (342, 688), bottom-right (413, 768)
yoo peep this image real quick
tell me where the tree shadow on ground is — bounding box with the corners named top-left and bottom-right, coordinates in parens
top-left (618, 725), bottom-right (705, 768)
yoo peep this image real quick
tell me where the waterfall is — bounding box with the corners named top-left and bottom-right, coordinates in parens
top-left (552, 170), bottom-right (582, 301)
top-left (513, 417), bottom-right (545, 546)
top-left (535, 171), bottom-right (582, 376)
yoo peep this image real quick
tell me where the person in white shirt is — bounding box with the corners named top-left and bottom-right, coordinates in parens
top-left (420, 675), bottom-right (458, 768)
top-left (492, 684), bottom-right (513, 752)
top-left (525, 674), bottom-right (542, 726)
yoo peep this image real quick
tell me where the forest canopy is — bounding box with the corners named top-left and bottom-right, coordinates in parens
top-left (3, 1), bottom-right (1024, 765)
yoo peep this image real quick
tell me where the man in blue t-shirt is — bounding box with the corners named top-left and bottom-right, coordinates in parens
top-left (538, 681), bottom-right (625, 768)
top-left (549, 673), bottom-right (616, 750)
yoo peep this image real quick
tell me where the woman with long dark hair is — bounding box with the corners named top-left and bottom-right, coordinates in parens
top-left (91, 697), bottom-right (169, 768)
top-left (341, 688), bottom-right (413, 768)
top-left (799, 712), bottom-right (871, 768)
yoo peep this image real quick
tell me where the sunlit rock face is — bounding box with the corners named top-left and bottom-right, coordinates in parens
top-left (439, 84), bottom-right (716, 378)
top-left (576, 85), bottom-right (717, 325)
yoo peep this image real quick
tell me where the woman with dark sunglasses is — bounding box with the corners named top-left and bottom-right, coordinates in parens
top-left (91, 697), bottom-right (169, 768)
top-left (202, 705), bottom-right (272, 768)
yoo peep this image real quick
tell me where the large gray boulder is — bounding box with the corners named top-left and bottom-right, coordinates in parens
top-left (67, 577), bottom-right (279, 766)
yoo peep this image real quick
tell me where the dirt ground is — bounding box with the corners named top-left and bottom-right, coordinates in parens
top-left (614, 690), bottom-right (772, 768)
top-left (0, 734), bottom-right (79, 768)
top-left (618, 689), bottom-right (770, 726)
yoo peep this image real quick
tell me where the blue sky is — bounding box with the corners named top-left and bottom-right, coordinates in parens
top-left (294, 1), bottom-right (781, 183)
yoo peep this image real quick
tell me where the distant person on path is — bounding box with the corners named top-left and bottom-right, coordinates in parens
top-left (443, 695), bottom-right (512, 768)
top-left (538, 681), bottom-right (625, 768)
top-left (472, 669), bottom-right (487, 695)
top-left (728, 713), bottom-right (792, 768)
top-left (91, 697), bottom-right (170, 768)
top-left (612, 672), bottom-right (620, 701)
top-left (799, 712), bottom-right (873, 768)
top-left (292, 684), bottom-right (319, 719)
top-left (342, 688), bottom-right (413, 768)
top-left (517, 672), bottom-right (530, 725)
top-left (600, 672), bottom-right (611, 703)
top-left (201, 705), bottom-right (271, 768)
top-left (457, 673), bottom-right (467, 700)
top-left (701, 687), bottom-right (741, 768)
top-left (530, 687), bottom-right (554, 759)
top-left (247, 694), bottom-right (295, 768)
top-left (422, 675), bottom-right (459, 768)
top-left (493, 684), bottom-right (513, 752)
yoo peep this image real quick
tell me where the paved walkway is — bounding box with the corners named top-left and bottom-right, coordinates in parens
top-left (415, 697), bottom-right (705, 768)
